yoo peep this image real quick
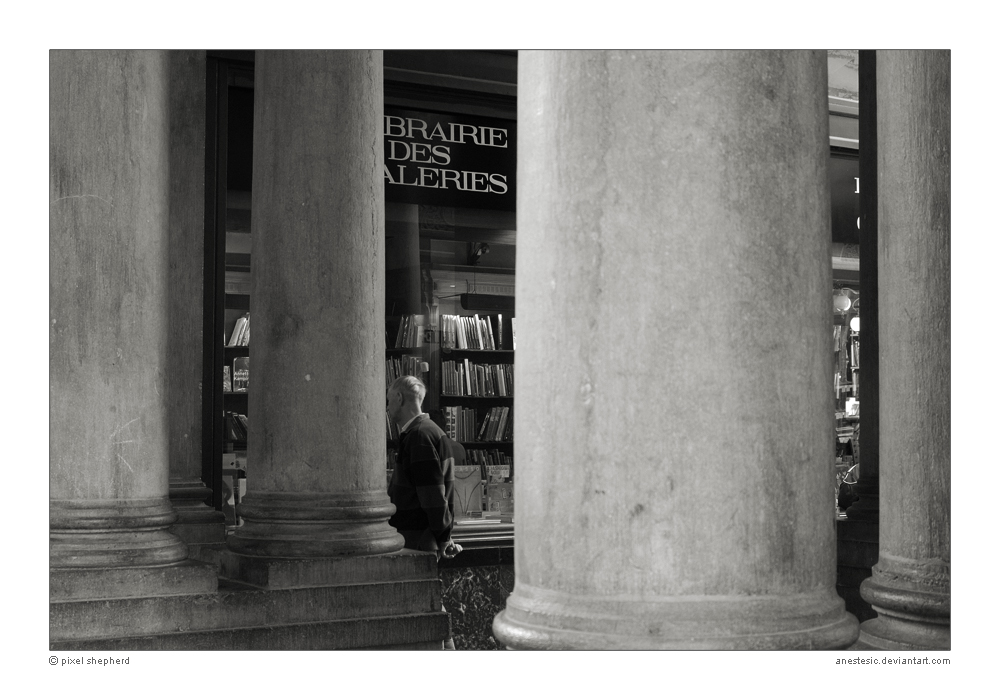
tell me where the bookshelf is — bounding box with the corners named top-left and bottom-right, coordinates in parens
top-left (203, 55), bottom-right (255, 522)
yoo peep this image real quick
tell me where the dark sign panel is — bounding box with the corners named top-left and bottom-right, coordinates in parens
top-left (829, 153), bottom-right (860, 245)
top-left (383, 107), bottom-right (516, 211)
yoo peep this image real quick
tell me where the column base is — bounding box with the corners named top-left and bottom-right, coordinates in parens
top-left (50, 560), bottom-right (219, 602)
top-left (169, 480), bottom-right (227, 545)
top-left (218, 548), bottom-right (438, 589)
top-left (50, 498), bottom-right (188, 568)
top-left (227, 491), bottom-right (404, 558)
top-left (492, 584), bottom-right (859, 650)
top-left (858, 553), bottom-right (950, 650)
top-left (50, 550), bottom-right (449, 650)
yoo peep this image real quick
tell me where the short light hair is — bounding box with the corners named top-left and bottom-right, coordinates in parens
top-left (388, 375), bottom-right (426, 406)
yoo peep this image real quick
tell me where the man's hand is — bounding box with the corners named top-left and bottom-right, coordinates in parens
top-left (437, 539), bottom-right (463, 561)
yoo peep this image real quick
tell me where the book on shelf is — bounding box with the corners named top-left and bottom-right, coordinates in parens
top-left (386, 354), bottom-right (424, 390)
top-left (386, 411), bottom-right (400, 442)
top-left (486, 464), bottom-right (510, 481)
top-left (486, 482), bottom-right (514, 514)
top-left (225, 412), bottom-right (249, 441)
top-left (233, 356), bottom-right (250, 392)
top-left (441, 361), bottom-right (514, 398)
top-left (222, 366), bottom-right (232, 392)
top-left (440, 313), bottom-right (508, 351)
top-left (393, 314), bottom-right (426, 349)
top-left (227, 313), bottom-right (250, 347)
top-left (442, 406), bottom-right (478, 442)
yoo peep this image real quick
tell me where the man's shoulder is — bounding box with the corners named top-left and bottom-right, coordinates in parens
top-left (412, 415), bottom-right (444, 437)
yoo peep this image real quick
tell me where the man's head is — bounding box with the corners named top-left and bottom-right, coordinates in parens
top-left (387, 375), bottom-right (426, 425)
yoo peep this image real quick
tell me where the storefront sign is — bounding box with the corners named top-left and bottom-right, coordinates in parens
top-left (383, 107), bottom-right (516, 211)
top-left (829, 153), bottom-right (860, 244)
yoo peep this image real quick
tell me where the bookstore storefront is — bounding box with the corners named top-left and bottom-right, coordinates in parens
top-left (51, 50), bottom-right (948, 652)
top-left (206, 51), bottom-right (520, 649)
top-left (208, 50), bottom-right (865, 649)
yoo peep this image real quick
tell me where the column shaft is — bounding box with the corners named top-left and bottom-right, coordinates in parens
top-left (858, 50), bottom-right (950, 651)
top-left (493, 50), bottom-right (858, 649)
top-left (165, 50), bottom-right (227, 546)
top-left (50, 50), bottom-right (188, 570)
top-left (227, 50), bottom-right (403, 557)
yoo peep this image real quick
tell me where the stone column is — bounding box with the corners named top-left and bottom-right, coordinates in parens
top-left (50, 50), bottom-right (216, 599)
top-left (226, 50), bottom-right (404, 558)
top-left (858, 50), bottom-right (950, 650)
top-left (493, 50), bottom-right (858, 650)
top-left (164, 50), bottom-right (227, 547)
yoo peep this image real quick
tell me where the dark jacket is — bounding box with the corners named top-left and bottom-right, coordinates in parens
top-left (388, 414), bottom-right (456, 548)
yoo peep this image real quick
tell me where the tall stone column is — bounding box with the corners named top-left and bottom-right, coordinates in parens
top-left (858, 50), bottom-right (950, 650)
top-left (493, 50), bottom-right (858, 649)
top-left (50, 50), bottom-right (216, 600)
top-left (226, 50), bottom-right (404, 558)
top-left (164, 50), bottom-right (227, 547)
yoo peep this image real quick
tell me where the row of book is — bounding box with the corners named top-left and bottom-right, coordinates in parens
top-left (442, 406), bottom-right (478, 442)
top-left (393, 314), bottom-right (426, 349)
top-left (442, 405), bottom-right (513, 443)
top-left (441, 360), bottom-right (513, 397)
top-left (386, 354), bottom-right (424, 390)
top-left (227, 313), bottom-right (251, 347)
top-left (465, 447), bottom-right (511, 473)
top-left (442, 313), bottom-right (502, 350)
top-left (225, 411), bottom-right (249, 442)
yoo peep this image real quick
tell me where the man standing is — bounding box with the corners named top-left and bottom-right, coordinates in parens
top-left (387, 375), bottom-right (462, 561)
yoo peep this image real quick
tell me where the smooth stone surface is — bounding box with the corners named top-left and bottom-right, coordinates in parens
top-left (50, 49), bottom-right (189, 570)
top-left (859, 49), bottom-right (950, 651)
top-left (219, 548), bottom-right (437, 589)
top-left (499, 49), bottom-right (856, 650)
top-left (235, 50), bottom-right (401, 557)
top-left (51, 611), bottom-right (449, 651)
top-left (50, 560), bottom-right (218, 602)
top-left (50, 577), bottom-right (443, 643)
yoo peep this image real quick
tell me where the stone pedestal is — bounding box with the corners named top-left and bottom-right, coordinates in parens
top-left (858, 50), bottom-right (950, 651)
top-left (225, 50), bottom-right (404, 559)
top-left (493, 50), bottom-right (858, 650)
top-left (164, 49), bottom-right (227, 546)
top-left (49, 50), bottom-right (216, 601)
